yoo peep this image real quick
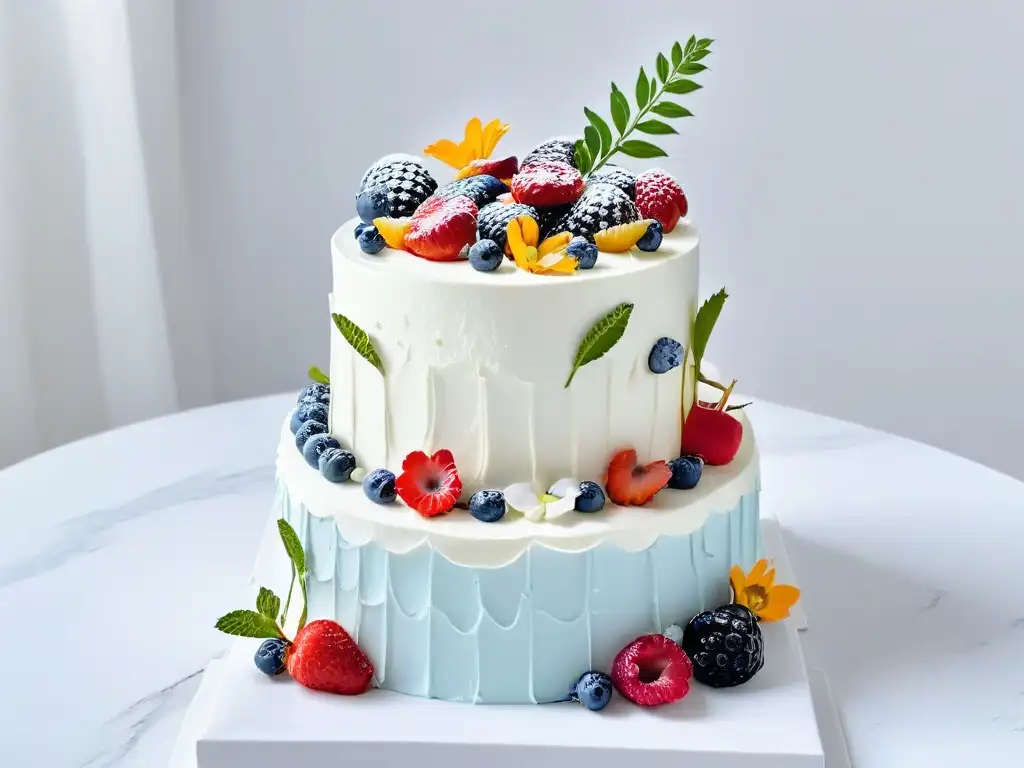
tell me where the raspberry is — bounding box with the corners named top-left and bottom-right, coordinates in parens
top-left (635, 169), bottom-right (688, 234)
top-left (511, 161), bottom-right (585, 208)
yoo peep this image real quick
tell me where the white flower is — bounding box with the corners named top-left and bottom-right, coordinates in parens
top-left (503, 478), bottom-right (581, 522)
top-left (663, 624), bottom-right (684, 646)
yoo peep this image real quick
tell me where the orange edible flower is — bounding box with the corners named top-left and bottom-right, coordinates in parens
top-left (729, 559), bottom-right (801, 623)
top-left (506, 217), bottom-right (578, 276)
top-left (424, 117), bottom-right (511, 170)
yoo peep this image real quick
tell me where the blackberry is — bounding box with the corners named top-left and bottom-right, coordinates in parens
top-left (561, 183), bottom-right (640, 239)
top-left (359, 155), bottom-right (437, 218)
top-left (682, 604), bottom-right (764, 688)
top-left (522, 137), bottom-right (577, 169)
top-left (431, 175), bottom-right (508, 208)
top-left (588, 165), bottom-right (637, 198)
top-left (477, 202), bottom-right (539, 251)
top-left (536, 203), bottom-right (573, 239)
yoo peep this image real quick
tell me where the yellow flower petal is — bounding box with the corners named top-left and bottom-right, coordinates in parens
top-left (519, 216), bottom-right (539, 248)
top-left (506, 218), bottom-right (532, 269)
top-left (730, 563), bottom-right (747, 600)
top-left (481, 119), bottom-right (511, 158)
top-left (762, 568), bottom-right (777, 591)
top-left (423, 138), bottom-right (470, 169)
top-left (757, 585), bottom-right (802, 622)
top-left (748, 558), bottom-right (769, 586)
top-left (455, 162), bottom-right (483, 180)
top-left (537, 255), bottom-right (579, 275)
top-left (538, 232), bottom-right (571, 258)
top-left (464, 117), bottom-right (484, 160)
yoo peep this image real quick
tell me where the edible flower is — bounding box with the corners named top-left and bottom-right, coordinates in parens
top-left (729, 559), bottom-right (801, 622)
top-left (395, 449), bottom-right (463, 518)
top-left (424, 117), bottom-right (510, 170)
top-left (506, 217), bottom-right (578, 275)
top-left (504, 477), bottom-right (581, 521)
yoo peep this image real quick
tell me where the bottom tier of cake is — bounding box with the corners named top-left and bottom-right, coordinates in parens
top-left (277, 482), bottom-right (762, 704)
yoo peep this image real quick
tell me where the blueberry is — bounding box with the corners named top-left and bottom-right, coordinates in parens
top-left (254, 638), bottom-right (288, 676)
top-left (469, 489), bottom-right (506, 522)
top-left (356, 184), bottom-right (390, 223)
top-left (637, 220), bottom-right (663, 252)
top-left (298, 383), bottom-right (330, 405)
top-left (354, 221), bottom-right (371, 239)
top-left (574, 481), bottom-right (606, 513)
top-left (363, 468), bottom-right (397, 504)
top-left (357, 225), bottom-right (386, 254)
top-left (302, 433), bottom-right (340, 469)
top-left (667, 454), bottom-right (704, 490)
top-left (290, 401), bottom-right (329, 434)
top-left (468, 239), bottom-right (503, 272)
top-left (320, 447), bottom-right (357, 483)
top-left (570, 671), bottom-right (613, 711)
top-left (294, 420), bottom-right (327, 451)
top-left (648, 337), bottom-right (683, 374)
top-left (566, 236), bottom-right (598, 269)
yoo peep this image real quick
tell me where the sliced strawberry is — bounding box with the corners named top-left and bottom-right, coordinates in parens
top-left (395, 449), bottom-right (463, 517)
top-left (680, 404), bottom-right (743, 465)
top-left (605, 448), bottom-right (672, 506)
top-left (611, 633), bottom-right (692, 707)
top-left (511, 160), bottom-right (585, 208)
top-left (286, 619), bottom-right (374, 695)
top-left (405, 196), bottom-right (479, 262)
top-left (456, 155), bottom-right (519, 181)
top-left (635, 170), bottom-right (688, 234)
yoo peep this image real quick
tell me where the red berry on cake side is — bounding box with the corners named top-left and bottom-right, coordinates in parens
top-left (396, 449), bottom-right (463, 517)
top-left (405, 195), bottom-right (479, 261)
top-left (604, 448), bottom-right (672, 506)
top-left (286, 619), bottom-right (375, 695)
top-left (680, 403), bottom-right (743, 465)
top-left (611, 633), bottom-right (693, 707)
top-left (635, 169), bottom-right (688, 234)
top-left (511, 160), bottom-right (585, 208)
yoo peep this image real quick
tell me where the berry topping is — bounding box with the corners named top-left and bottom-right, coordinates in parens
top-left (562, 183), bottom-right (640, 239)
top-left (405, 195), bottom-right (479, 262)
top-left (355, 185), bottom-right (390, 223)
top-left (680, 403), bottom-right (744, 466)
top-left (566, 237), bottom-right (598, 269)
top-left (297, 383), bottom-right (330, 405)
top-left (302, 433), bottom-right (341, 469)
top-left (294, 420), bottom-right (327, 451)
top-left (536, 202), bottom-right (574, 239)
top-left (372, 217), bottom-right (412, 250)
top-left (359, 155), bottom-right (437, 218)
top-left (456, 155), bottom-right (519, 181)
top-left (477, 201), bottom-right (539, 252)
top-left (682, 604), bottom-right (764, 688)
top-left (636, 220), bottom-right (664, 252)
top-left (667, 454), bottom-right (704, 490)
top-left (511, 160), bottom-right (585, 208)
top-left (593, 219), bottom-right (654, 253)
top-left (574, 480), bottom-right (606, 513)
top-left (431, 175), bottom-right (509, 208)
top-left (521, 137), bottom-right (578, 169)
top-left (357, 225), bottom-right (386, 254)
top-left (468, 239), bottom-right (503, 272)
top-left (605, 448), bottom-right (672, 506)
top-left (635, 169), bottom-right (688, 234)
top-left (363, 468), bottom-right (397, 504)
top-left (611, 633), bottom-right (692, 707)
top-left (506, 216), bottom-right (579, 275)
top-left (648, 336), bottom-right (682, 374)
top-left (254, 638), bottom-right (288, 676)
top-left (570, 671), bottom-right (614, 711)
top-left (286, 619), bottom-right (374, 695)
top-left (587, 165), bottom-right (637, 197)
top-left (290, 401), bottom-right (329, 434)
top-left (468, 489), bottom-right (506, 522)
top-left (320, 447), bottom-right (357, 483)
top-left (396, 449), bottom-right (463, 517)
top-left (354, 221), bottom-right (371, 240)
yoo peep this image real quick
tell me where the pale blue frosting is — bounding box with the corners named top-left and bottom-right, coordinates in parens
top-left (280, 482), bottom-right (762, 704)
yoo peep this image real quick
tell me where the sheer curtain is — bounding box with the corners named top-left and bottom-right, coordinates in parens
top-left (0, 0), bottom-right (212, 468)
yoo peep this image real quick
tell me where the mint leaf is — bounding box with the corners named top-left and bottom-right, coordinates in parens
top-left (215, 609), bottom-right (283, 639)
top-left (651, 102), bottom-right (693, 118)
top-left (277, 518), bottom-right (308, 631)
top-left (692, 288), bottom-right (728, 374)
top-left (332, 313), bottom-right (384, 376)
top-left (610, 89), bottom-right (630, 134)
top-left (565, 303), bottom-right (634, 388)
top-left (584, 125), bottom-right (600, 159)
top-left (618, 140), bottom-right (667, 159)
top-left (636, 66), bottom-right (650, 109)
top-left (664, 79), bottom-right (702, 95)
top-left (636, 120), bottom-right (677, 135)
top-left (675, 39), bottom-right (687, 66)
top-left (584, 108), bottom-right (613, 156)
top-left (656, 53), bottom-right (670, 83)
top-left (308, 366), bottom-right (330, 385)
top-left (256, 587), bottom-right (281, 619)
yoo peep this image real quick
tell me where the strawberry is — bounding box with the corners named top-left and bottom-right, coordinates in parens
top-left (395, 449), bottom-right (463, 517)
top-left (405, 195), bottom-right (478, 261)
top-left (611, 633), bottom-right (692, 707)
top-left (286, 619), bottom-right (374, 695)
top-left (680, 403), bottom-right (743, 465)
top-left (635, 169), bottom-right (688, 234)
top-left (456, 155), bottom-right (519, 181)
top-left (605, 448), bottom-right (672, 506)
top-left (511, 160), bottom-right (585, 208)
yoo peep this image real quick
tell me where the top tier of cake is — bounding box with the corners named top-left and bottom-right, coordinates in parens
top-left (328, 218), bottom-right (699, 491)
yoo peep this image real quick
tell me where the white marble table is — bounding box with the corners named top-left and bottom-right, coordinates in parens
top-left (2, 394), bottom-right (1023, 767)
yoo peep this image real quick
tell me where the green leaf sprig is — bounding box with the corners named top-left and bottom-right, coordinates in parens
top-left (308, 366), bottom-right (330, 385)
top-left (575, 36), bottom-right (713, 177)
top-left (332, 312), bottom-right (385, 376)
top-left (565, 302), bottom-right (634, 388)
top-left (214, 518), bottom-right (309, 641)
top-left (692, 287), bottom-right (728, 379)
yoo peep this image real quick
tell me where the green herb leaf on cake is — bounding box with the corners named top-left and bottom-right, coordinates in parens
top-left (256, 587), bottom-right (281, 620)
top-left (277, 518), bottom-right (308, 632)
top-left (332, 312), bottom-right (385, 376)
top-left (215, 609), bottom-right (285, 639)
top-left (308, 365), bottom-right (330, 385)
top-left (692, 288), bottom-right (728, 376)
top-left (565, 302), bottom-right (634, 388)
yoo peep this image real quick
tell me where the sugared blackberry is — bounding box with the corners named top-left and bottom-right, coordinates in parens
top-left (431, 175), bottom-right (508, 208)
top-left (682, 604), bottom-right (764, 688)
top-left (358, 155), bottom-right (437, 218)
top-left (477, 202), bottom-right (539, 251)
top-left (521, 137), bottom-right (578, 169)
top-left (561, 183), bottom-right (640, 239)
top-left (536, 203), bottom-right (574, 239)
top-left (588, 165), bottom-right (637, 198)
